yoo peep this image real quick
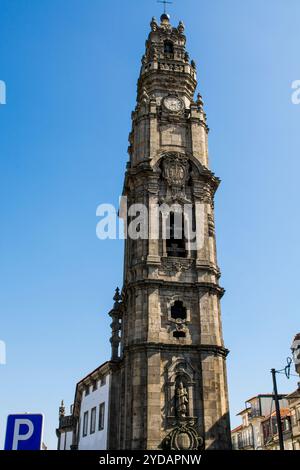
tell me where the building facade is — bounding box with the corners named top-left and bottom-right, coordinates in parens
top-left (57, 13), bottom-right (231, 451)
top-left (231, 394), bottom-right (294, 451)
top-left (56, 363), bottom-right (111, 450)
top-left (288, 389), bottom-right (300, 450)
top-left (287, 333), bottom-right (300, 450)
top-left (261, 409), bottom-right (293, 450)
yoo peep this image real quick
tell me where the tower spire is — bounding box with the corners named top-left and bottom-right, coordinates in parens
top-left (108, 14), bottom-right (232, 451)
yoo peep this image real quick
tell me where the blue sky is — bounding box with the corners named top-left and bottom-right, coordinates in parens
top-left (0, 0), bottom-right (299, 450)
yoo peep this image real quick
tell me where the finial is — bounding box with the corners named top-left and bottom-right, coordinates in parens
top-left (113, 287), bottom-right (122, 304)
top-left (178, 21), bottom-right (185, 33)
top-left (196, 93), bottom-right (203, 108)
top-left (59, 400), bottom-right (65, 417)
top-left (150, 17), bottom-right (158, 31)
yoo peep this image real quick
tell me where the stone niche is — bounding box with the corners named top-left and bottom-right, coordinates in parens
top-left (164, 358), bottom-right (197, 423)
top-left (160, 124), bottom-right (186, 148)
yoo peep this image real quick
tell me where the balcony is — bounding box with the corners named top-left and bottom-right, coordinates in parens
top-left (237, 436), bottom-right (254, 450)
top-left (248, 408), bottom-right (261, 419)
top-left (59, 415), bottom-right (75, 430)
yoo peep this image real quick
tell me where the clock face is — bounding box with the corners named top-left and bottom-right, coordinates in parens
top-left (163, 96), bottom-right (183, 112)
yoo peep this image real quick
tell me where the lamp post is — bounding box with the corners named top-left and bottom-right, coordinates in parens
top-left (271, 368), bottom-right (284, 451)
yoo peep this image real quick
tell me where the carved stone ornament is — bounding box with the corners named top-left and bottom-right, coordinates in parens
top-left (162, 424), bottom-right (204, 451)
top-left (200, 181), bottom-right (212, 204)
top-left (150, 45), bottom-right (158, 61)
top-left (163, 154), bottom-right (187, 186)
top-left (160, 258), bottom-right (193, 276)
top-left (172, 318), bottom-right (187, 336)
top-left (162, 154), bottom-right (190, 203)
top-left (208, 214), bottom-right (215, 236)
top-left (140, 89), bottom-right (150, 104)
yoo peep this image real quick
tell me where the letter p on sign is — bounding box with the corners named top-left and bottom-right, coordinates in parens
top-left (4, 414), bottom-right (44, 450)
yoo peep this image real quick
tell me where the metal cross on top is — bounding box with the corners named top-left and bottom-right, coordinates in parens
top-left (157, 0), bottom-right (173, 15)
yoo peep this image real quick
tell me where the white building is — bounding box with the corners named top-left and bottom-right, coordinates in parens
top-left (57, 362), bottom-right (111, 450)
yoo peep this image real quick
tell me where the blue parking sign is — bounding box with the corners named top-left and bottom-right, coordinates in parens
top-left (4, 414), bottom-right (44, 450)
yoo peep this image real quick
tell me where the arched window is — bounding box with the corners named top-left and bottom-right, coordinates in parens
top-left (164, 40), bottom-right (174, 55)
top-left (171, 301), bottom-right (187, 320)
top-left (166, 212), bottom-right (187, 258)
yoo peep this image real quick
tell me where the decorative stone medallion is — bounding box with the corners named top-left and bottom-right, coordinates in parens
top-left (162, 153), bottom-right (190, 203)
top-left (162, 424), bottom-right (204, 451)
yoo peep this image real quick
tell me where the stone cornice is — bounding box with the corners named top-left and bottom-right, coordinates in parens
top-left (123, 279), bottom-right (225, 297)
top-left (128, 259), bottom-right (221, 279)
top-left (138, 69), bottom-right (197, 102)
top-left (131, 106), bottom-right (209, 134)
top-left (122, 342), bottom-right (229, 358)
top-left (124, 156), bottom-right (220, 189)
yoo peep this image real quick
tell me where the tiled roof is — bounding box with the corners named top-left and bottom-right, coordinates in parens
top-left (261, 408), bottom-right (291, 422)
top-left (231, 425), bottom-right (243, 434)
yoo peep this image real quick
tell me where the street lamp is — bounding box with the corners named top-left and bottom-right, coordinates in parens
top-left (270, 357), bottom-right (294, 451)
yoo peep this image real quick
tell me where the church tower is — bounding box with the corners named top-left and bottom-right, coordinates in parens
top-left (108, 14), bottom-right (231, 450)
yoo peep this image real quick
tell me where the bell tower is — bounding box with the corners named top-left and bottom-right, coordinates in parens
top-left (107, 14), bottom-right (231, 450)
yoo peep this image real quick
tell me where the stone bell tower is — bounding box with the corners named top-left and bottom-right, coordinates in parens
top-left (107, 14), bottom-right (231, 450)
